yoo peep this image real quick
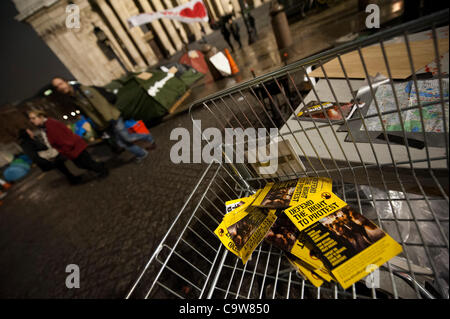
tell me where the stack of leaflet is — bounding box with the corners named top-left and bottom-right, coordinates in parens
top-left (215, 177), bottom-right (403, 289)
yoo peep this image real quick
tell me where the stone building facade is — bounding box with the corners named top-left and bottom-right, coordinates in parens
top-left (12, 0), bottom-right (268, 86)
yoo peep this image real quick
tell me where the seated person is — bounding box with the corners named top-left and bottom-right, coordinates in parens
top-left (18, 128), bottom-right (82, 185)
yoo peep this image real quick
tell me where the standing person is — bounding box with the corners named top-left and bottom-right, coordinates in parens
top-left (220, 16), bottom-right (234, 52)
top-left (242, 0), bottom-right (257, 44)
top-left (247, 12), bottom-right (257, 43)
top-left (199, 23), bottom-right (207, 44)
top-left (51, 77), bottom-right (155, 162)
top-left (27, 110), bottom-right (108, 179)
top-left (18, 128), bottom-right (83, 184)
top-left (228, 17), bottom-right (242, 49)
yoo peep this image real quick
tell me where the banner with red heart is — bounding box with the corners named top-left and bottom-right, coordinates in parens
top-left (128, 0), bottom-right (208, 28)
top-left (179, 2), bottom-right (207, 19)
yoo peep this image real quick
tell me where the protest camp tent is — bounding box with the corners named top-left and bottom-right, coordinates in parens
top-left (110, 67), bottom-right (203, 124)
top-left (179, 50), bottom-right (213, 83)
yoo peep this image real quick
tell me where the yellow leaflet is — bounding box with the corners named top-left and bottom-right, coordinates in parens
top-left (218, 206), bottom-right (277, 264)
top-left (225, 189), bottom-right (261, 213)
top-left (239, 210), bottom-right (277, 264)
top-left (315, 265), bottom-right (334, 283)
top-left (222, 201), bottom-right (252, 226)
top-left (214, 219), bottom-right (240, 258)
top-left (215, 197), bottom-right (260, 258)
top-left (290, 177), bottom-right (332, 206)
top-left (290, 240), bottom-right (324, 270)
top-left (331, 235), bottom-right (402, 290)
top-left (283, 191), bottom-right (347, 232)
top-left (263, 212), bottom-right (332, 281)
top-left (290, 241), bottom-right (334, 282)
top-left (287, 257), bottom-right (324, 288)
top-left (252, 177), bottom-right (332, 209)
top-left (225, 198), bottom-right (249, 213)
top-left (297, 102), bottom-right (334, 117)
top-left (285, 192), bottom-right (402, 290)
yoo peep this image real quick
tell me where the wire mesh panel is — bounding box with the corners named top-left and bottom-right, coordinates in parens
top-left (127, 10), bottom-right (449, 299)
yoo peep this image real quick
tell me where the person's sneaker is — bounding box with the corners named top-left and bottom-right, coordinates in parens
top-left (135, 152), bottom-right (149, 163)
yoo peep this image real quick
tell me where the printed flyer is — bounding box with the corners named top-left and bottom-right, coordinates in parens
top-left (215, 203), bottom-right (277, 264)
top-left (284, 191), bottom-right (402, 289)
top-left (252, 177), bottom-right (332, 209)
top-left (297, 100), bottom-right (365, 122)
top-left (264, 213), bottom-right (333, 282)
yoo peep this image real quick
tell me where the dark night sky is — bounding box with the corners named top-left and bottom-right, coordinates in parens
top-left (0, 0), bottom-right (73, 106)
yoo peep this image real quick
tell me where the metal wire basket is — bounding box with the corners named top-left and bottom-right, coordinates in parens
top-left (126, 10), bottom-right (449, 299)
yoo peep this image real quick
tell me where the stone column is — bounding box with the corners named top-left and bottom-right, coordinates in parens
top-left (31, 9), bottom-right (91, 83)
top-left (62, 29), bottom-right (104, 84)
top-left (204, 0), bottom-right (218, 21)
top-left (150, 0), bottom-right (184, 51)
top-left (56, 30), bottom-right (96, 84)
top-left (97, 0), bottom-right (146, 68)
top-left (161, 0), bottom-right (189, 44)
top-left (77, 3), bottom-right (126, 83)
top-left (109, 0), bottom-right (158, 66)
top-left (44, 32), bottom-right (91, 84)
top-left (253, 0), bottom-right (262, 7)
top-left (95, 18), bottom-right (135, 72)
top-left (220, 0), bottom-right (232, 14)
top-left (201, 21), bottom-right (213, 35)
top-left (23, 0), bottom-right (125, 84)
top-left (109, 60), bottom-right (126, 78)
top-left (75, 26), bottom-right (118, 84)
top-left (200, 0), bottom-right (213, 36)
top-left (81, 0), bottom-right (131, 76)
top-left (136, 0), bottom-right (178, 54)
top-left (44, 4), bottom-right (101, 84)
top-left (230, 0), bottom-right (241, 15)
top-left (213, 0), bottom-right (226, 17)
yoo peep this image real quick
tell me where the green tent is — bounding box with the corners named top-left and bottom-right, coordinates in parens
top-left (111, 69), bottom-right (203, 124)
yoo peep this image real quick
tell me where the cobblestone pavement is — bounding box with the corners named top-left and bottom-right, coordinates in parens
top-left (0, 106), bottom-right (218, 298)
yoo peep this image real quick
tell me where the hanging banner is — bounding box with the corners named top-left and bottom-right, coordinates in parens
top-left (128, 0), bottom-right (208, 28)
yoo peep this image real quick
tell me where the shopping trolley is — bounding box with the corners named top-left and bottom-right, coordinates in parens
top-left (126, 10), bottom-right (449, 299)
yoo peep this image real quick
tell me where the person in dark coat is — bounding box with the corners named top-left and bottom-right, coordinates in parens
top-left (228, 17), bottom-right (242, 49)
top-left (27, 109), bottom-right (108, 179)
top-left (18, 128), bottom-right (82, 184)
top-left (220, 17), bottom-right (234, 52)
top-left (51, 77), bottom-right (154, 162)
